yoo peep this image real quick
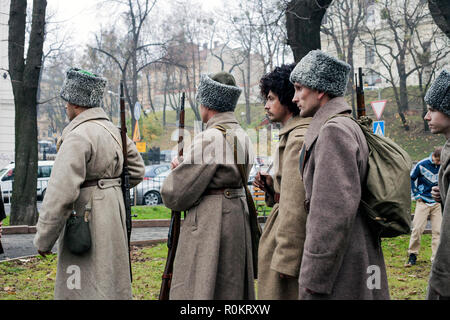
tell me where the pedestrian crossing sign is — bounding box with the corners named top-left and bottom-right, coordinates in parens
top-left (373, 121), bottom-right (385, 137)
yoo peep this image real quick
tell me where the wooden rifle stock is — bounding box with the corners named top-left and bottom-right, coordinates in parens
top-left (355, 67), bottom-right (366, 119)
top-left (159, 92), bottom-right (185, 300)
top-left (119, 81), bottom-right (133, 281)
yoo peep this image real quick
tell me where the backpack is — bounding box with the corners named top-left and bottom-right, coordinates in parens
top-left (328, 115), bottom-right (412, 238)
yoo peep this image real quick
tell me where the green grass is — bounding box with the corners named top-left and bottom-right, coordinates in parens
top-left (0, 235), bottom-right (435, 300)
top-left (0, 244), bottom-right (168, 300)
top-left (132, 205), bottom-right (171, 220)
top-left (1, 216), bottom-right (9, 227)
top-left (381, 234), bottom-right (432, 300)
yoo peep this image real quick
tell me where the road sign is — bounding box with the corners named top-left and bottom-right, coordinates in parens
top-left (133, 122), bottom-right (141, 142)
top-left (134, 101), bottom-right (141, 121)
top-left (136, 141), bottom-right (146, 153)
top-left (370, 100), bottom-right (387, 120)
top-left (373, 120), bottom-right (385, 137)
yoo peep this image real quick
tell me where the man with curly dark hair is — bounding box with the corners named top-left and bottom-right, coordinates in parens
top-left (253, 63), bottom-right (311, 299)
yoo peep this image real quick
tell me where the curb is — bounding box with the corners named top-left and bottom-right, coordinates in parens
top-left (2, 216), bottom-right (269, 235)
top-left (0, 238), bottom-right (167, 263)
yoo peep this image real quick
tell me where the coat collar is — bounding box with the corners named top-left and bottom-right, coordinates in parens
top-left (206, 111), bottom-right (239, 130)
top-left (279, 115), bottom-right (312, 138)
top-left (303, 97), bottom-right (352, 150)
top-left (57, 108), bottom-right (110, 150)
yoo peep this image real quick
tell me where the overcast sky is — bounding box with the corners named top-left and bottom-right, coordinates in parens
top-left (46, 0), bottom-right (224, 50)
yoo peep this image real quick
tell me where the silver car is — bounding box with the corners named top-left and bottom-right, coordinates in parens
top-left (135, 170), bottom-right (171, 205)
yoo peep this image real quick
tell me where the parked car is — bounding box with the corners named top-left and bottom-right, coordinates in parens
top-left (136, 169), bottom-right (171, 206)
top-left (247, 159), bottom-right (274, 185)
top-left (0, 160), bottom-right (54, 203)
top-left (143, 164), bottom-right (171, 181)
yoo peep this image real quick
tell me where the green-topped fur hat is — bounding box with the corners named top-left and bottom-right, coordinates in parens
top-left (196, 72), bottom-right (242, 112)
top-left (60, 68), bottom-right (107, 108)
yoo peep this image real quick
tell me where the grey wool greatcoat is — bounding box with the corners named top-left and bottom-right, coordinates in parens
top-left (427, 139), bottom-right (450, 299)
top-left (257, 115), bottom-right (311, 300)
top-left (298, 97), bottom-right (390, 300)
top-left (161, 112), bottom-right (255, 300)
top-left (34, 107), bottom-right (145, 300)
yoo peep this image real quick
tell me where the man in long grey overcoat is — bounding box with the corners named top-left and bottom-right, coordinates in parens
top-left (34, 68), bottom-right (145, 300)
top-left (254, 64), bottom-right (311, 299)
top-left (161, 72), bottom-right (255, 300)
top-left (424, 69), bottom-right (450, 300)
top-left (292, 50), bottom-right (390, 300)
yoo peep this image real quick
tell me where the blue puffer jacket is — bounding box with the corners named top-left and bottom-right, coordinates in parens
top-left (411, 154), bottom-right (440, 203)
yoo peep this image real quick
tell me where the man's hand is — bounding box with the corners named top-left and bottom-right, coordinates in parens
top-left (252, 172), bottom-right (273, 193)
top-left (170, 156), bottom-right (183, 170)
top-left (305, 288), bottom-right (317, 295)
top-left (279, 273), bottom-right (296, 279)
top-left (431, 186), bottom-right (441, 203)
top-left (38, 250), bottom-right (52, 258)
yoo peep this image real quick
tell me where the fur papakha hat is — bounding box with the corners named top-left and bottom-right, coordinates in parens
top-left (424, 69), bottom-right (450, 115)
top-left (289, 50), bottom-right (351, 97)
top-left (60, 68), bottom-right (107, 108)
top-left (196, 72), bottom-right (242, 112)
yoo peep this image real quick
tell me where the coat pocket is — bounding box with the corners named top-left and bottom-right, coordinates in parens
top-left (187, 205), bottom-right (198, 230)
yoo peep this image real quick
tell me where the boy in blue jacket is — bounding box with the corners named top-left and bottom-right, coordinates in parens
top-left (406, 147), bottom-right (442, 266)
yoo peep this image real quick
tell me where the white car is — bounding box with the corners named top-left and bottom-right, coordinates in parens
top-left (0, 160), bottom-right (54, 203)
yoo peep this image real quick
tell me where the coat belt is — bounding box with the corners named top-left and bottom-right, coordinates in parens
top-left (81, 177), bottom-right (121, 189)
top-left (203, 187), bottom-right (245, 198)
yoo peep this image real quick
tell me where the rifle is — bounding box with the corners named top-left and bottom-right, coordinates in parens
top-left (159, 92), bottom-right (185, 300)
top-left (119, 81), bottom-right (133, 281)
top-left (355, 67), bottom-right (366, 119)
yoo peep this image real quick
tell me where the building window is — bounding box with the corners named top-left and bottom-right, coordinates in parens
top-left (365, 45), bottom-right (375, 65)
top-left (366, 5), bottom-right (376, 24)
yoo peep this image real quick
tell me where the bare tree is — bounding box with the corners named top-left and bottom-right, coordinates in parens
top-left (408, 19), bottom-right (450, 131)
top-left (8, 0), bottom-right (47, 225)
top-left (284, 0), bottom-right (333, 62)
top-left (361, 0), bottom-right (444, 131)
top-left (321, 0), bottom-right (367, 116)
top-left (91, 0), bottom-right (163, 136)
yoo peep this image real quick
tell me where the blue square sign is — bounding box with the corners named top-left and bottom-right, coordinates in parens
top-left (373, 121), bottom-right (385, 137)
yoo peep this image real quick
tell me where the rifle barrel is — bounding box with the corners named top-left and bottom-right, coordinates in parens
top-left (120, 80), bottom-right (133, 282)
top-left (356, 67), bottom-right (366, 119)
top-left (159, 92), bottom-right (185, 300)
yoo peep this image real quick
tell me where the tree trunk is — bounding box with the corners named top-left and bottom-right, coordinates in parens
top-left (8, 0), bottom-right (47, 226)
top-left (285, 0), bottom-right (333, 62)
top-left (246, 52), bottom-right (251, 125)
top-left (429, 0), bottom-right (450, 39)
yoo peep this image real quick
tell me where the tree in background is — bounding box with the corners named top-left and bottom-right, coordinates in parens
top-left (428, 0), bottom-right (450, 40)
top-left (8, 0), bottom-right (47, 225)
top-left (321, 0), bottom-right (367, 117)
top-left (285, 0), bottom-right (333, 62)
top-left (361, 0), bottom-right (447, 131)
top-left (91, 0), bottom-right (163, 136)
